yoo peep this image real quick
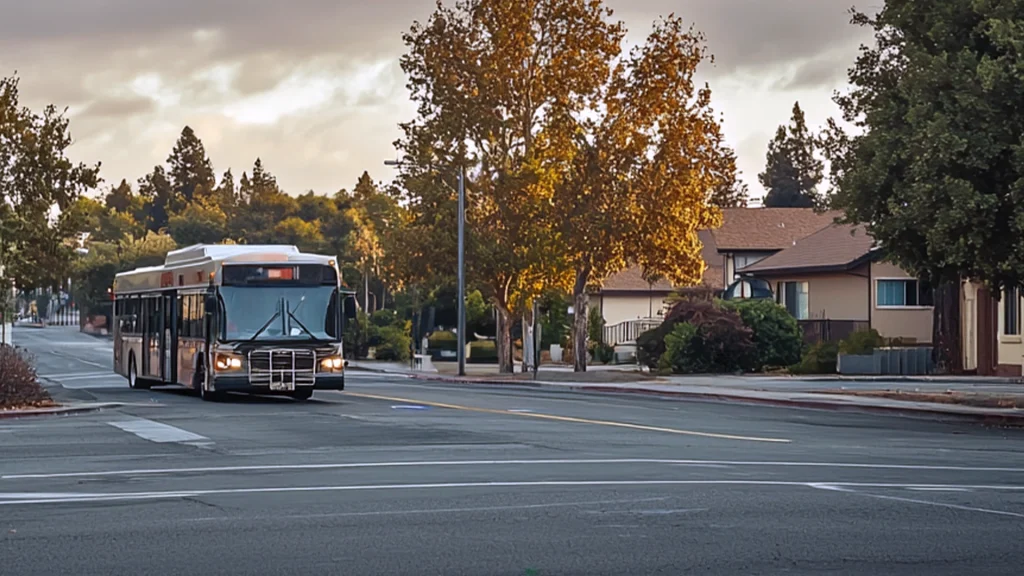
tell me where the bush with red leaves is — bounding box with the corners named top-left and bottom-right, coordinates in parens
top-left (636, 295), bottom-right (757, 373)
top-left (0, 345), bottom-right (51, 409)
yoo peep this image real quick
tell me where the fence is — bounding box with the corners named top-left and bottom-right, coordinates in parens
top-left (602, 318), bottom-right (663, 346)
top-left (797, 319), bottom-right (871, 345)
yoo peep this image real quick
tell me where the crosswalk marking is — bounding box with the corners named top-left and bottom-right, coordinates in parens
top-left (108, 419), bottom-right (208, 444)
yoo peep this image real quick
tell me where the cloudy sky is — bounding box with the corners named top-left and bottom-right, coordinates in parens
top-left (0, 0), bottom-right (874, 201)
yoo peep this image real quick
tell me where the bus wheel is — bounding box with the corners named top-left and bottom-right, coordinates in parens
top-left (128, 355), bottom-right (150, 390)
top-left (291, 389), bottom-right (313, 401)
top-left (196, 364), bottom-right (222, 402)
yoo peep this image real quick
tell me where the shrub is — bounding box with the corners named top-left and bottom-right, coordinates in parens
top-left (0, 346), bottom-right (50, 409)
top-left (373, 324), bottom-right (412, 362)
top-left (589, 341), bottom-right (615, 364)
top-left (343, 311), bottom-right (371, 358)
top-left (469, 340), bottom-right (497, 363)
top-left (722, 299), bottom-right (803, 370)
top-left (587, 305), bottom-right (605, 344)
top-left (657, 315), bottom-right (757, 375)
top-left (428, 330), bottom-right (458, 351)
top-left (839, 328), bottom-right (885, 355)
top-left (637, 296), bottom-right (757, 373)
top-left (790, 341), bottom-right (839, 374)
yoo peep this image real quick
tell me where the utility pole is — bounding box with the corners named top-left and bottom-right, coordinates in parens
top-left (456, 164), bottom-right (466, 377)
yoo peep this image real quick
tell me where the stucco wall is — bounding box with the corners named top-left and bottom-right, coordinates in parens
top-left (594, 293), bottom-right (670, 326)
top-left (752, 267), bottom-right (870, 321)
top-left (870, 261), bottom-right (933, 344)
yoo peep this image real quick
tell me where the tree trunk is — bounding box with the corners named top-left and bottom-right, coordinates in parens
top-left (932, 279), bottom-right (963, 374)
top-left (496, 303), bottom-right (514, 374)
top-left (363, 264), bottom-right (370, 314)
top-left (572, 268), bottom-right (590, 372)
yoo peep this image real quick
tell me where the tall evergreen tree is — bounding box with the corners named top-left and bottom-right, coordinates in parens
top-left (167, 126), bottom-right (215, 204)
top-left (137, 165), bottom-right (176, 232)
top-left (105, 179), bottom-right (134, 212)
top-left (709, 147), bottom-right (749, 208)
top-left (759, 102), bottom-right (824, 208)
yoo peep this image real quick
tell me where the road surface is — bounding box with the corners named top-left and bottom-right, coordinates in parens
top-left (3, 327), bottom-right (1024, 575)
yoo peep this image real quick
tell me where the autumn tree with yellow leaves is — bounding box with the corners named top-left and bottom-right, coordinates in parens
top-left (396, 0), bottom-right (623, 372)
top-left (547, 15), bottom-right (730, 371)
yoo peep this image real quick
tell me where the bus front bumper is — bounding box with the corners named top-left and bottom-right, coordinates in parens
top-left (210, 373), bottom-right (345, 393)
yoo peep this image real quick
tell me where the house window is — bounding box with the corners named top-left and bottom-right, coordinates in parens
top-left (776, 281), bottom-right (809, 320)
top-left (876, 279), bottom-right (934, 307)
top-left (1004, 287), bottom-right (1020, 336)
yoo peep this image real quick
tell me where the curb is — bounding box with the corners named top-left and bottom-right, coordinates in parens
top-left (0, 402), bottom-right (124, 420)
top-left (404, 373), bottom-right (1024, 426)
top-left (783, 375), bottom-right (1024, 385)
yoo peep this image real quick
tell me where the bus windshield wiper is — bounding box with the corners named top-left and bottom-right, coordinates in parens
top-left (285, 300), bottom-right (318, 340)
top-left (247, 304), bottom-right (282, 342)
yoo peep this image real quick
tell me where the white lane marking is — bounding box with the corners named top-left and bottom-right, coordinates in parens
top-left (811, 483), bottom-right (1024, 519)
top-left (107, 419), bottom-right (208, 444)
top-left (37, 371), bottom-right (110, 379)
top-left (7, 458), bottom-right (1024, 481)
top-left (185, 497), bottom-right (672, 522)
top-left (41, 374), bottom-right (112, 383)
top-left (905, 487), bottom-right (972, 492)
top-left (4, 480), bottom-right (1024, 506)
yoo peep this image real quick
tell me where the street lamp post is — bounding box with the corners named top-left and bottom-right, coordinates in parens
top-left (385, 159), bottom-right (467, 376)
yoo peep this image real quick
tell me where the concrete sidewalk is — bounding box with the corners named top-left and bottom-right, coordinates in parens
top-left (348, 360), bottom-right (1024, 424)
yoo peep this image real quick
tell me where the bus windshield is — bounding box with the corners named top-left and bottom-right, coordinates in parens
top-left (219, 285), bottom-right (338, 342)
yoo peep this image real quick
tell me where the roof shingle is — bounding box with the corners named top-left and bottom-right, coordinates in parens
top-left (739, 222), bottom-right (875, 274)
top-left (711, 208), bottom-right (841, 251)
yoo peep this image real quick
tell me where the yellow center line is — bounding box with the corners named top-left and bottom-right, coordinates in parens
top-left (343, 392), bottom-right (791, 444)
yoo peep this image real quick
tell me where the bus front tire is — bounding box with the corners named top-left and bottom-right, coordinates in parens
top-left (291, 389), bottom-right (313, 401)
top-left (127, 355), bottom-right (150, 390)
top-left (195, 364), bottom-right (223, 402)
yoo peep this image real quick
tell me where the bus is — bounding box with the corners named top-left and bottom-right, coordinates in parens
top-left (112, 244), bottom-right (357, 401)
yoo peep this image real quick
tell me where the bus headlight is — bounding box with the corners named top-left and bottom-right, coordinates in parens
top-left (320, 356), bottom-right (343, 372)
top-left (215, 354), bottom-right (243, 371)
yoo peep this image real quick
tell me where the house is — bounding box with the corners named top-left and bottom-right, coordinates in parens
top-left (961, 280), bottom-right (1023, 377)
top-left (592, 207), bottom-right (840, 344)
top-left (708, 207), bottom-right (842, 289)
top-left (738, 223), bottom-right (934, 344)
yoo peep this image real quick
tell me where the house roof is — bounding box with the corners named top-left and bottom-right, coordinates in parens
top-left (739, 222), bottom-right (876, 275)
top-left (599, 266), bottom-right (675, 292)
top-left (711, 208), bottom-right (841, 251)
top-left (598, 230), bottom-right (723, 292)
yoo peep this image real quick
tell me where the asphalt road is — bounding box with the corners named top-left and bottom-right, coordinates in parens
top-left (3, 327), bottom-right (1024, 575)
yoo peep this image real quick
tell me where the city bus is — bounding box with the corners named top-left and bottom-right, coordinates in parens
top-left (112, 244), bottom-right (357, 401)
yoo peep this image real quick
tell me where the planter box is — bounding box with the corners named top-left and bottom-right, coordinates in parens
top-left (838, 347), bottom-right (934, 375)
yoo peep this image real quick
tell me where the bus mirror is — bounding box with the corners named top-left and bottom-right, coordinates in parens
top-left (205, 294), bottom-right (217, 312)
top-left (343, 295), bottom-right (357, 320)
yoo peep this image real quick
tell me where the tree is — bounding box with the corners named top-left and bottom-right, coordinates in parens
top-left (395, 0), bottom-right (623, 372)
top-left (709, 147), bottom-right (749, 208)
top-left (547, 15), bottom-right (728, 371)
top-left (822, 2), bottom-right (1024, 372)
top-left (759, 102), bottom-right (824, 208)
top-left (231, 158), bottom-right (297, 243)
top-left (105, 179), bottom-right (134, 212)
top-left (137, 165), bottom-right (177, 232)
top-left (167, 126), bottom-right (215, 204)
top-left (167, 198), bottom-right (229, 246)
top-left (0, 74), bottom-right (100, 290)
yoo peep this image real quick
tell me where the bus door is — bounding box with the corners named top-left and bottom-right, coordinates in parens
top-left (162, 291), bottom-right (177, 383)
top-left (143, 295), bottom-right (163, 380)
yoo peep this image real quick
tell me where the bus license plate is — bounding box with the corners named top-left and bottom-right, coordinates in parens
top-left (270, 378), bottom-right (294, 391)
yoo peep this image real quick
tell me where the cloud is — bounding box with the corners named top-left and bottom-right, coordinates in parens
top-left (0, 0), bottom-right (872, 199)
top-left (78, 95), bottom-right (157, 119)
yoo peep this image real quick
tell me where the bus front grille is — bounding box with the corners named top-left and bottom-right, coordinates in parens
top-left (247, 349), bottom-right (316, 387)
